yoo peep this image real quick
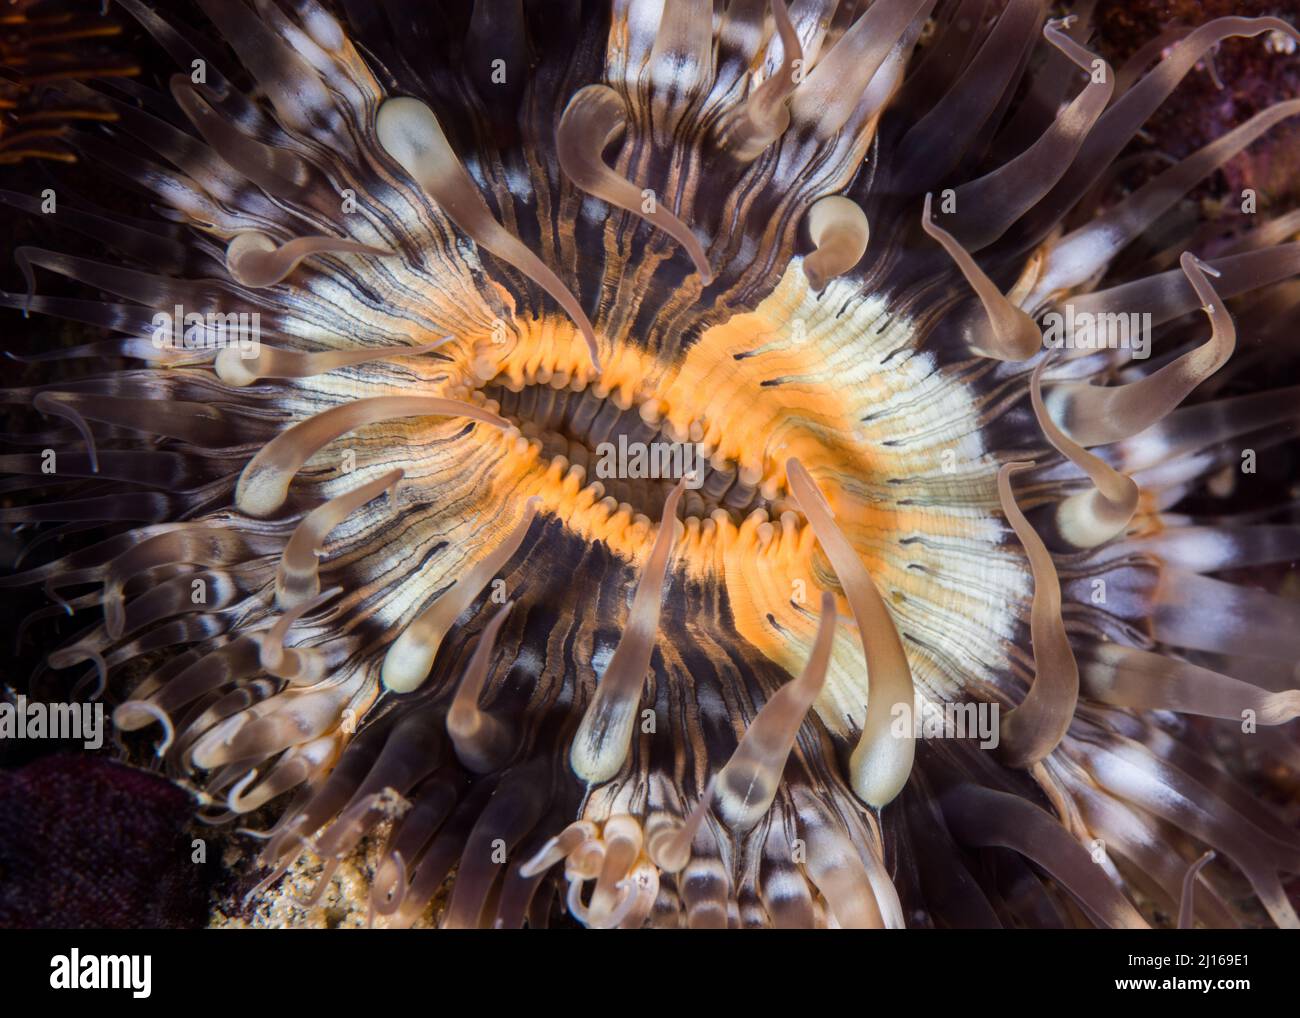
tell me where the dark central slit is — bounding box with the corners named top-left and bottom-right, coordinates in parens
top-left (481, 380), bottom-right (772, 523)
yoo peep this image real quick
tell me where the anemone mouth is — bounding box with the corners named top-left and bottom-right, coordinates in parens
top-left (477, 374), bottom-right (779, 525)
top-left (2, 0), bottom-right (1300, 932)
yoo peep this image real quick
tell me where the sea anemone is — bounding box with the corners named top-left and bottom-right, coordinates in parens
top-left (2, 0), bottom-right (1299, 930)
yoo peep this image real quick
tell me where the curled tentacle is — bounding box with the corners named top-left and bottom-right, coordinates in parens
top-left (922, 193), bottom-right (1041, 361)
top-left (948, 18), bottom-right (1114, 251)
top-left (557, 85), bottom-right (713, 282)
top-left (224, 231), bottom-right (394, 289)
top-left (376, 95), bottom-right (602, 371)
top-left (257, 587), bottom-right (342, 685)
top-left (276, 469), bottom-right (404, 609)
top-left (1051, 254), bottom-right (1235, 446)
top-left (236, 396), bottom-right (508, 518)
top-left (995, 462), bottom-right (1079, 768)
top-left (802, 196), bottom-right (869, 292)
top-left (1030, 357), bottom-right (1138, 548)
top-left (644, 777), bottom-right (715, 875)
top-left (1178, 851), bottom-right (1216, 930)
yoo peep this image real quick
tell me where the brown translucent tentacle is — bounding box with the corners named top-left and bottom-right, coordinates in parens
top-left (786, 458), bottom-right (914, 808)
top-left (236, 396), bottom-right (508, 518)
top-left (446, 601), bottom-right (516, 773)
top-left (257, 587), bottom-right (341, 685)
top-left (442, 765), bottom-right (549, 928)
top-left (715, 0), bottom-right (801, 160)
top-left (941, 783), bottom-right (1149, 929)
top-left (790, 0), bottom-right (932, 137)
top-left (1064, 244), bottom-right (1300, 341)
top-left (224, 232), bottom-right (393, 288)
top-left (102, 524), bottom-right (238, 640)
top-left (922, 193), bottom-right (1041, 361)
top-left (189, 677), bottom-right (359, 771)
top-left (950, 18), bottom-right (1114, 250)
top-left (1029, 357), bottom-right (1138, 548)
top-left (32, 391), bottom-right (99, 472)
top-left (715, 591), bottom-right (836, 832)
top-left (647, 0), bottom-right (714, 101)
top-left (277, 469), bottom-right (403, 609)
top-left (381, 497), bottom-right (539, 693)
top-left (227, 735), bottom-right (338, 813)
top-left (584, 814), bottom-right (643, 929)
top-left (994, 462), bottom-right (1079, 768)
top-left (1178, 851), bottom-right (1216, 930)
top-left (1054, 253), bottom-right (1234, 445)
top-left (1220, 209), bottom-right (1300, 254)
top-left (376, 96), bottom-right (601, 371)
top-left (1152, 570), bottom-right (1300, 662)
top-left (893, 0), bottom-right (1042, 186)
top-left (1078, 643), bottom-right (1300, 725)
top-left (644, 776), bottom-right (716, 874)
top-left (519, 820), bottom-right (600, 879)
top-left (169, 76), bottom-right (310, 198)
top-left (1021, 16), bottom-right (1300, 246)
top-left (1073, 735), bottom-right (1299, 928)
top-left (556, 85), bottom-right (713, 282)
top-left (1113, 26), bottom-right (1190, 95)
top-left (802, 196), bottom-right (869, 292)
top-left (758, 812), bottom-right (818, 928)
top-left (217, 337), bottom-right (449, 388)
top-left (1035, 99), bottom-right (1300, 299)
top-left (793, 787), bottom-right (885, 928)
top-left (195, 0), bottom-right (335, 133)
top-left (570, 479), bottom-right (685, 784)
